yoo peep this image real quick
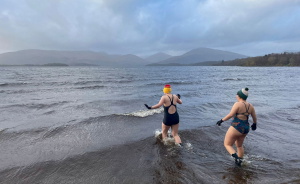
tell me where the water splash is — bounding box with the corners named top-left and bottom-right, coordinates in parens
top-left (123, 108), bottom-right (163, 117)
top-left (154, 129), bottom-right (175, 146)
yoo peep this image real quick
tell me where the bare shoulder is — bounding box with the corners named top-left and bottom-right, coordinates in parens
top-left (248, 102), bottom-right (255, 109)
top-left (233, 102), bottom-right (241, 107)
top-left (161, 95), bottom-right (167, 100)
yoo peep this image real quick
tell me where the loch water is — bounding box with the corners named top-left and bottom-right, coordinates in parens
top-left (0, 66), bottom-right (300, 184)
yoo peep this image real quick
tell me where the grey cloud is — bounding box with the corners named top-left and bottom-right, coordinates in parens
top-left (0, 0), bottom-right (299, 56)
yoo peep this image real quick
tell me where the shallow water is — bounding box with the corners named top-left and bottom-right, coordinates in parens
top-left (0, 66), bottom-right (300, 183)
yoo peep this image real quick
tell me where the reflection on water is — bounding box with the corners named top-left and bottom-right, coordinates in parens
top-left (223, 167), bottom-right (255, 184)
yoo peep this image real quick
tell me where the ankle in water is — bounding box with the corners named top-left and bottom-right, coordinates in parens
top-left (176, 143), bottom-right (183, 147)
top-left (232, 153), bottom-right (243, 166)
top-left (236, 158), bottom-right (243, 166)
top-left (231, 153), bottom-right (238, 159)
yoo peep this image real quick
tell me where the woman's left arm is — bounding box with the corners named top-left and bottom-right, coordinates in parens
top-left (177, 97), bottom-right (182, 104)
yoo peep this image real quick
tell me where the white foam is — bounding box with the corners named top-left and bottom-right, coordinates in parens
top-left (154, 129), bottom-right (162, 138)
top-left (154, 129), bottom-right (175, 145)
top-left (230, 154), bottom-right (253, 166)
top-left (123, 107), bottom-right (163, 117)
top-left (240, 155), bottom-right (253, 166)
top-left (163, 137), bottom-right (175, 146)
top-left (185, 142), bottom-right (193, 150)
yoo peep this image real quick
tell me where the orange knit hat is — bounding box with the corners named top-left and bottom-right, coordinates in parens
top-left (163, 84), bottom-right (172, 93)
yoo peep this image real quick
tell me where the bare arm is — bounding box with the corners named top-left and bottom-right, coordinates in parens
top-left (176, 96), bottom-right (182, 104)
top-left (151, 96), bottom-right (165, 109)
top-left (251, 107), bottom-right (257, 124)
top-left (222, 103), bottom-right (239, 121)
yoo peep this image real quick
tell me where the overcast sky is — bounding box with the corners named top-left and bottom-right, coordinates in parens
top-left (0, 0), bottom-right (299, 57)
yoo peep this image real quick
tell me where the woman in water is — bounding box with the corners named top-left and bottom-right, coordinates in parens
top-left (216, 87), bottom-right (257, 165)
top-left (144, 84), bottom-right (183, 146)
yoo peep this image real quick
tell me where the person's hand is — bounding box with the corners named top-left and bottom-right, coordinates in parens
top-left (144, 104), bottom-right (151, 109)
top-left (216, 119), bottom-right (224, 126)
top-left (251, 123), bottom-right (257, 131)
top-left (177, 94), bottom-right (181, 99)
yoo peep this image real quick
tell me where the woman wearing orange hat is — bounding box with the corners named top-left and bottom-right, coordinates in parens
top-left (144, 84), bottom-right (183, 146)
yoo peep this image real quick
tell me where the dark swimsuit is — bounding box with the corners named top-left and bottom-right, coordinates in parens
top-left (163, 95), bottom-right (179, 126)
top-left (231, 102), bottom-right (250, 134)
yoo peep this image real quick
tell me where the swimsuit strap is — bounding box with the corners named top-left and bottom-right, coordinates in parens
top-left (166, 95), bottom-right (174, 105)
top-left (244, 102), bottom-right (250, 114)
top-left (236, 102), bottom-right (250, 119)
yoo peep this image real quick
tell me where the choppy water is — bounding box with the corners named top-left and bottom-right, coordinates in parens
top-left (0, 66), bottom-right (300, 184)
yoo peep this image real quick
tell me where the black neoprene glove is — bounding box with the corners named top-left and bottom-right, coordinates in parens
top-left (144, 104), bottom-right (151, 109)
top-left (177, 94), bottom-right (181, 99)
top-left (251, 123), bottom-right (257, 131)
top-left (216, 119), bottom-right (224, 126)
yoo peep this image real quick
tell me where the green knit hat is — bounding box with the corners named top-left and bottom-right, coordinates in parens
top-left (237, 88), bottom-right (249, 100)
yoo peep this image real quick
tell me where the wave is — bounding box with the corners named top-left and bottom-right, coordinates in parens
top-left (0, 109), bottom-right (162, 142)
top-left (223, 78), bottom-right (241, 81)
top-left (3, 101), bottom-right (69, 110)
top-left (73, 80), bottom-right (103, 85)
top-left (74, 85), bottom-right (105, 90)
top-left (0, 82), bottom-right (29, 87)
top-left (41, 125), bottom-right (71, 139)
top-left (2, 125), bottom-right (293, 184)
top-left (101, 79), bottom-right (133, 84)
top-left (0, 117), bottom-right (299, 184)
top-left (0, 89), bottom-right (35, 94)
top-left (145, 81), bottom-right (200, 86)
top-left (122, 108), bottom-right (163, 117)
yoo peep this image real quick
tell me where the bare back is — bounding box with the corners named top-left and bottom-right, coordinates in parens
top-left (235, 102), bottom-right (253, 120)
top-left (163, 94), bottom-right (180, 114)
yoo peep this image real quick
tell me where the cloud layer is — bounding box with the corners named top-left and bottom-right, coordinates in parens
top-left (1, 0), bottom-right (299, 56)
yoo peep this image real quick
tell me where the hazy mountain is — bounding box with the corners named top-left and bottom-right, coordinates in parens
top-left (149, 47), bottom-right (247, 65)
top-left (0, 48), bottom-right (248, 67)
top-left (144, 52), bottom-right (172, 63)
top-left (0, 49), bottom-right (146, 67)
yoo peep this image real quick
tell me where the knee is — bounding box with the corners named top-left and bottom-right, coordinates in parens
top-left (224, 141), bottom-right (232, 147)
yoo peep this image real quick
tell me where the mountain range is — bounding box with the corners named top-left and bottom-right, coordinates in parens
top-left (148, 48), bottom-right (247, 66)
top-left (0, 50), bottom-right (146, 67)
top-left (0, 48), bottom-right (247, 67)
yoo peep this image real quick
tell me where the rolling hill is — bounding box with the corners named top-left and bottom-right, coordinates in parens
top-left (149, 47), bottom-right (247, 66)
top-left (0, 49), bottom-right (146, 67)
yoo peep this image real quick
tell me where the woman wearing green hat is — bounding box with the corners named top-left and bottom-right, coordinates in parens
top-left (216, 87), bottom-right (257, 165)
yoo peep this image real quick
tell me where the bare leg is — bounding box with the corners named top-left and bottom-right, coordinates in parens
top-left (224, 126), bottom-right (247, 165)
top-left (224, 126), bottom-right (243, 155)
top-left (161, 123), bottom-right (170, 140)
top-left (235, 135), bottom-right (246, 158)
top-left (171, 123), bottom-right (182, 144)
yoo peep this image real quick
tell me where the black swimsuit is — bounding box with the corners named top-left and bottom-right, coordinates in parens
top-left (163, 95), bottom-right (179, 126)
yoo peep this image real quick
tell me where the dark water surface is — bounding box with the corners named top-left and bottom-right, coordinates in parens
top-left (0, 66), bottom-right (300, 184)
